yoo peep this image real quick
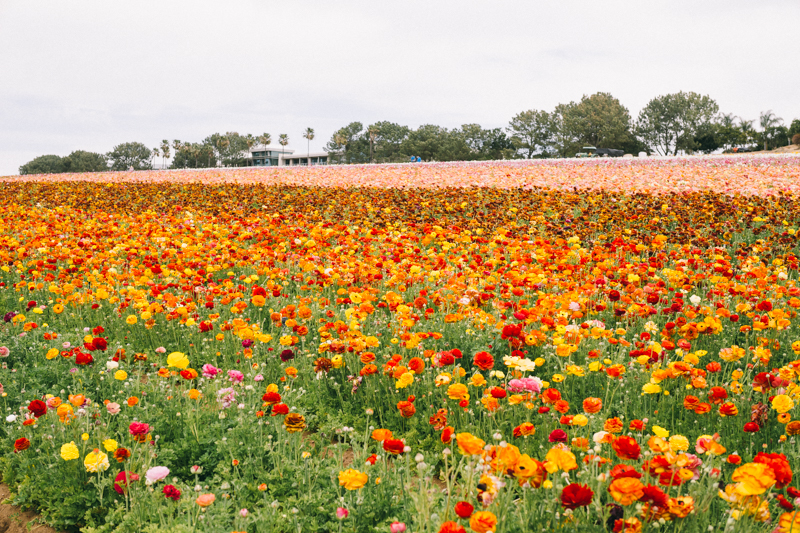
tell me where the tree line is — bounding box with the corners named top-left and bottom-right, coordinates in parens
top-left (327, 92), bottom-right (799, 163)
top-left (18, 92), bottom-right (800, 174)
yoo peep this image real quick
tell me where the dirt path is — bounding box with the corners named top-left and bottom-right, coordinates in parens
top-left (0, 484), bottom-right (59, 533)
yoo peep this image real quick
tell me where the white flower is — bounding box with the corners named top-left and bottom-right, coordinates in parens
top-left (6, 414), bottom-right (17, 423)
top-left (106, 361), bottom-right (119, 371)
top-left (689, 295), bottom-right (701, 306)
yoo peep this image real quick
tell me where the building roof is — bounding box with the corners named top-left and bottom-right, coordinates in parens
top-left (282, 152), bottom-right (329, 158)
top-left (250, 147), bottom-right (294, 154)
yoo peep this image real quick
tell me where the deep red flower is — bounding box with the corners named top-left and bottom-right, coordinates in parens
top-left (28, 399), bottom-right (47, 418)
top-left (163, 484), bottom-right (181, 501)
top-left (472, 351), bottom-right (494, 371)
top-left (454, 501), bottom-right (474, 518)
top-left (75, 352), bottom-right (94, 365)
top-left (13, 437), bottom-right (30, 453)
top-left (489, 387), bottom-right (507, 399)
top-left (560, 483), bottom-right (594, 509)
top-left (92, 337), bottom-right (108, 351)
top-left (610, 464), bottom-right (642, 480)
top-left (743, 422), bottom-right (760, 433)
top-left (640, 485), bottom-right (669, 508)
top-left (612, 436), bottom-right (641, 460)
top-left (114, 471), bottom-right (139, 494)
top-left (271, 403), bottom-right (289, 416)
top-left (548, 429), bottom-right (568, 443)
top-left (383, 438), bottom-right (405, 454)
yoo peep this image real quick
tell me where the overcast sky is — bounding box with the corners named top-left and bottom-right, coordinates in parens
top-left (1, 0), bottom-right (798, 175)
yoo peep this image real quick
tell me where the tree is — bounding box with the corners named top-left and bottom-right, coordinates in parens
top-left (367, 125), bottom-right (378, 163)
top-left (635, 92), bottom-right (719, 155)
top-left (107, 142), bottom-right (152, 171)
top-left (325, 123), bottom-right (364, 164)
top-left (244, 134), bottom-right (257, 166)
top-left (558, 93), bottom-right (634, 155)
top-left (19, 155), bottom-right (66, 175)
top-left (303, 128), bottom-right (315, 164)
top-left (738, 119), bottom-right (757, 147)
top-left (507, 110), bottom-right (557, 158)
top-left (151, 147), bottom-right (160, 169)
top-left (158, 140), bottom-right (170, 169)
top-left (258, 133), bottom-right (272, 152)
top-left (278, 134), bottom-right (289, 164)
top-left (366, 122), bottom-right (410, 163)
top-left (789, 119), bottom-right (800, 140)
top-left (717, 113), bottom-right (744, 151)
top-left (63, 150), bottom-right (108, 172)
top-left (759, 110), bottom-right (783, 151)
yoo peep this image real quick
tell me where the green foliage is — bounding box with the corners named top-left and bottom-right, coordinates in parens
top-left (636, 92), bottom-right (719, 155)
top-left (557, 92), bottom-right (635, 155)
top-left (170, 143), bottom-right (217, 169)
top-left (64, 150), bottom-right (108, 172)
top-left (19, 154), bottom-right (67, 175)
top-left (507, 109), bottom-right (557, 158)
top-left (106, 142), bottom-right (153, 171)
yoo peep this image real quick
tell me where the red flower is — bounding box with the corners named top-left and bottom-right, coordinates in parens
top-left (13, 437), bottom-right (30, 453)
top-left (612, 436), bottom-right (641, 460)
top-left (549, 429), bottom-right (568, 443)
top-left (114, 471), bottom-right (139, 494)
top-left (754, 453), bottom-right (793, 489)
top-left (383, 438), bottom-right (405, 455)
top-left (163, 484), bottom-right (181, 501)
top-left (743, 422), bottom-right (760, 433)
top-left (560, 483), bottom-right (594, 510)
top-left (180, 369), bottom-right (198, 380)
top-left (610, 464), bottom-right (642, 480)
top-left (777, 494), bottom-right (795, 511)
top-left (640, 485), bottom-right (669, 508)
top-left (271, 403), bottom-right (289, 416)
top-left (92, 337), bottom-right (108, 351)
top-left (129, 422), bottom-right (150, 436)
top-left (27, 399), bottom-right (47, 418)
top-left (473, 351), bottom-right (494, 371)
top-left (262, 392), bottom-right (282, 405)
top-left (628, 420), bottom-right (645, 431)
top-left (441, 426), bottom-right (454, 444)
top-left (75, 352), bottom-right (94, 365)
top-left (454, 501), bottom-right (474, 518)
top-left (489, 387), bottom-right (507, 399)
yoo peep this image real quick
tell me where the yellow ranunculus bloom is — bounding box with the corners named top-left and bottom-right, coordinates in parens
top-left (103, 438), bottom-right (118, 452)
top-left (114, 370), bottom-right (128, 381)
top-left (125, 315), bottom-right (137, 325)
top-left (771, 394), bottom-right (794, 414)
top-left (338, 469), bottom-right (368, 490)
top-left (166, 352), bottom-right (190, 369)
top-left (60, 441), bottom-right (79, 461)
top-left (84, 449), bottom-right (110, 473)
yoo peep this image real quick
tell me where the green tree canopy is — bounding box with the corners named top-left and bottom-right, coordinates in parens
top-left (19, 155), bottom-right (66, 175)
top-left (507, 110), bottom-right (557, 158)
top-left (107, 142), bottom-right (153, 170)
top-left (636, 92), bottom-right (719, 155)
top-left (63, 150), bottom-right (108, 172)
top-left (558, 92), bottom-right (634, 156)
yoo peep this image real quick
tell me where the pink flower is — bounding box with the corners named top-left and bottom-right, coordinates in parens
top-left (254, 374), bottom-right (264, 382)
top-left (336, 507), bottom-right (349, 519)
top-left (146, 466), bottom-right (170, 483)
top-left (390, 522), bottom-right (407, 533)
top-left (202, 364), bottom-right (220, 378)
top-left (155, 347), bottom-right (166, 353)
top-left (239, 508), bottom-right (249, 518)
top-left (129, 422), bottom-right (150, 436)
top-left (106, 402), bottom-right (121, 415)
top-left (227, 370), bottom-right (244, 383)
top-left (0, 346), bottom-right (9, 357)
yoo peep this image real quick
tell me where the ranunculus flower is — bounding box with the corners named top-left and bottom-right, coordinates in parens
top-left (732, 462), bottom-right (777, 495)
top-left (454, 501), bottom-right (474, 518)
top-left (548, 429), bottom-right (568, 443)
top-left (129, 422), bottom-right (150, 436)
top-left (13, 437), bottom-right (30, 453)
top-left (106, 402), bottom-right (121, 414)
top-left (60, 441), bottom-right (80, 461)
top-left (166, 351), bottom-right (190, 369)
top-left (28, 399), bottom-right (47, 418)
top-left (146, 466), bottom-right (170, 483)
top-left (338, 469), bottom-right (368, 490)
top-left (283, 413), bottom-right (306, 433)
top-left (114, 471), bottom-right (139, 494)
top-left (84, 449), bottom-right (110, 473)
top-left (455, 432), bottom-right (485, 456)
top-left (560, 483), bottom-right (594, 509)
top-left (201, 364), bottom-right (220, 378)
top-left (469, 511), bottom-right (497, 533)
top-left (383, 438), bottom-right (405, 455)
top-left (612, 436), bottom-right (641, 460)
top-left (163, 484), bottom-right (181, 501)
top-left (608, 477), bottom-right (645, 505)
top-left (196, 493), bottom-right (216, 507)
top-left (753, 453), bottom-right (793, 488)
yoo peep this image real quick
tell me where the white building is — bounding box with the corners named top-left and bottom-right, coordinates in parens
top-left (248, 147), bottom-right (329, 167)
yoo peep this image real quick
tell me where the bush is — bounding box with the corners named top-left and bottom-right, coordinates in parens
top-left (18, 155), bottom-right (66, 175)
top-left (792, 133), bottom-right (800, 146)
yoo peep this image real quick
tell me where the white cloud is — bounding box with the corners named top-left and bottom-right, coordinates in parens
top-left (2, 0), bottom-right (798, 174)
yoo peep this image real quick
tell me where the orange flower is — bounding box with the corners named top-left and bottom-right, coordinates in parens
top-left (582, 397), bottom-right (602, 414)
top-left (608, 477), bottom-right (644, 505)
top-left (397, 400), bottom-right (416, 418)
top-left (469, 511), bottom-right (497, 533)
top-left (372, 428), bottom-right (392, 441)
top-left (455, 432), bottom-right (486, 456)
top-left (603, 417), bottom-right (624, 433)
top-left (127, 397), bottom-right (139, 407)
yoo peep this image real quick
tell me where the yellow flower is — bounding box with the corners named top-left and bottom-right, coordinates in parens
top-left (470, 374), bottom-right (487, 387)
top-left (731, 463), bottom-right (776, 496)
top-left (338, 469), bottom-right (368, 490)
top-left (668, 435), bottom-right (689, 452)
top-left (114, 370), bottom-right (128, 381)
top-left (102, 439), bottom-right (118, 452)
top-left (331, 354), bottom-right (344, 369)
top-left (46, 348), bottom-right (59, 360)
top-left (125, 315), bottom-right (137, 325)
top-left (447, 383), bottom-right (469, 401)
top-left (81, 433), bottom-right (90, 441)
top-left (544, 446), bottom-right (578, 473)
top-left (771, 395), bottom-right (794, 414)
top-left (652, 426), bottom-right (669, 438)
top-left (551, 374), bottom-right (565, 383)
top-left (166, 352), bottom-right (189, 370)
top-left (84, 449), bottom-right (110, 473)
top-left (572, 414), bottom-right (588, 427)
top-left (641, 383), bottom-right (662, 395)
top-left (395, 372), bottom-right (414, 389)
top-left (60, 441), bottom-right (79, 461)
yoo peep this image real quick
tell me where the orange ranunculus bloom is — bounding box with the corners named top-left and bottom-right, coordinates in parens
top-left (455, 432), bottom-right (486, 456)
top-left (604, 417), bottom-right (624, 433)
top-left (731, 462), bottom-right (776, 496)
top-left (408, 357), bottom-right (425, 374)
top-left (371, 428), bottom-right (392, 442)
top-left (540, 388), bottom-right (561, 404)
top-left (513, 422), bottom-right (535, 438)
top-left (397, 400), bottom-right (416, 418)
top-left (612, 436), bottom-right (641, 460)
top-left (582, 397), bottom-right (602, 414)
top-left (127, 396), bottom-right (139, 407)
top-left (608, 477), bottom-right (645, 505)
top-left (473, 351), bottom-right (494, 371)
top-left (469, 511), bottom-right (497, 533)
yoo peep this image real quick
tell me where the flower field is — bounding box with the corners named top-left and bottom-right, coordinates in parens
top-left (1, 155), bottom-right (800, 533)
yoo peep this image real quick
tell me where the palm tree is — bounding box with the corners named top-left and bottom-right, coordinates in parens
top-left (279, 134), bottom-right (289, 166)
top-left (759, 110), bottom-right (783, 151)
top-left (160, 140), bottom-right (170, 169)
top-left (152, 147), bottom-right (160, 169)
top-left (257, 133), bottom-right (272, 166)
top-left (739, 119), bottom-right (755, 148)
top-left (302, 128), bottom-right (315, 165)
top-left (244, 134), bottom-right (257, 167)
top-left (334, 133), bottom-right (347, 164)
